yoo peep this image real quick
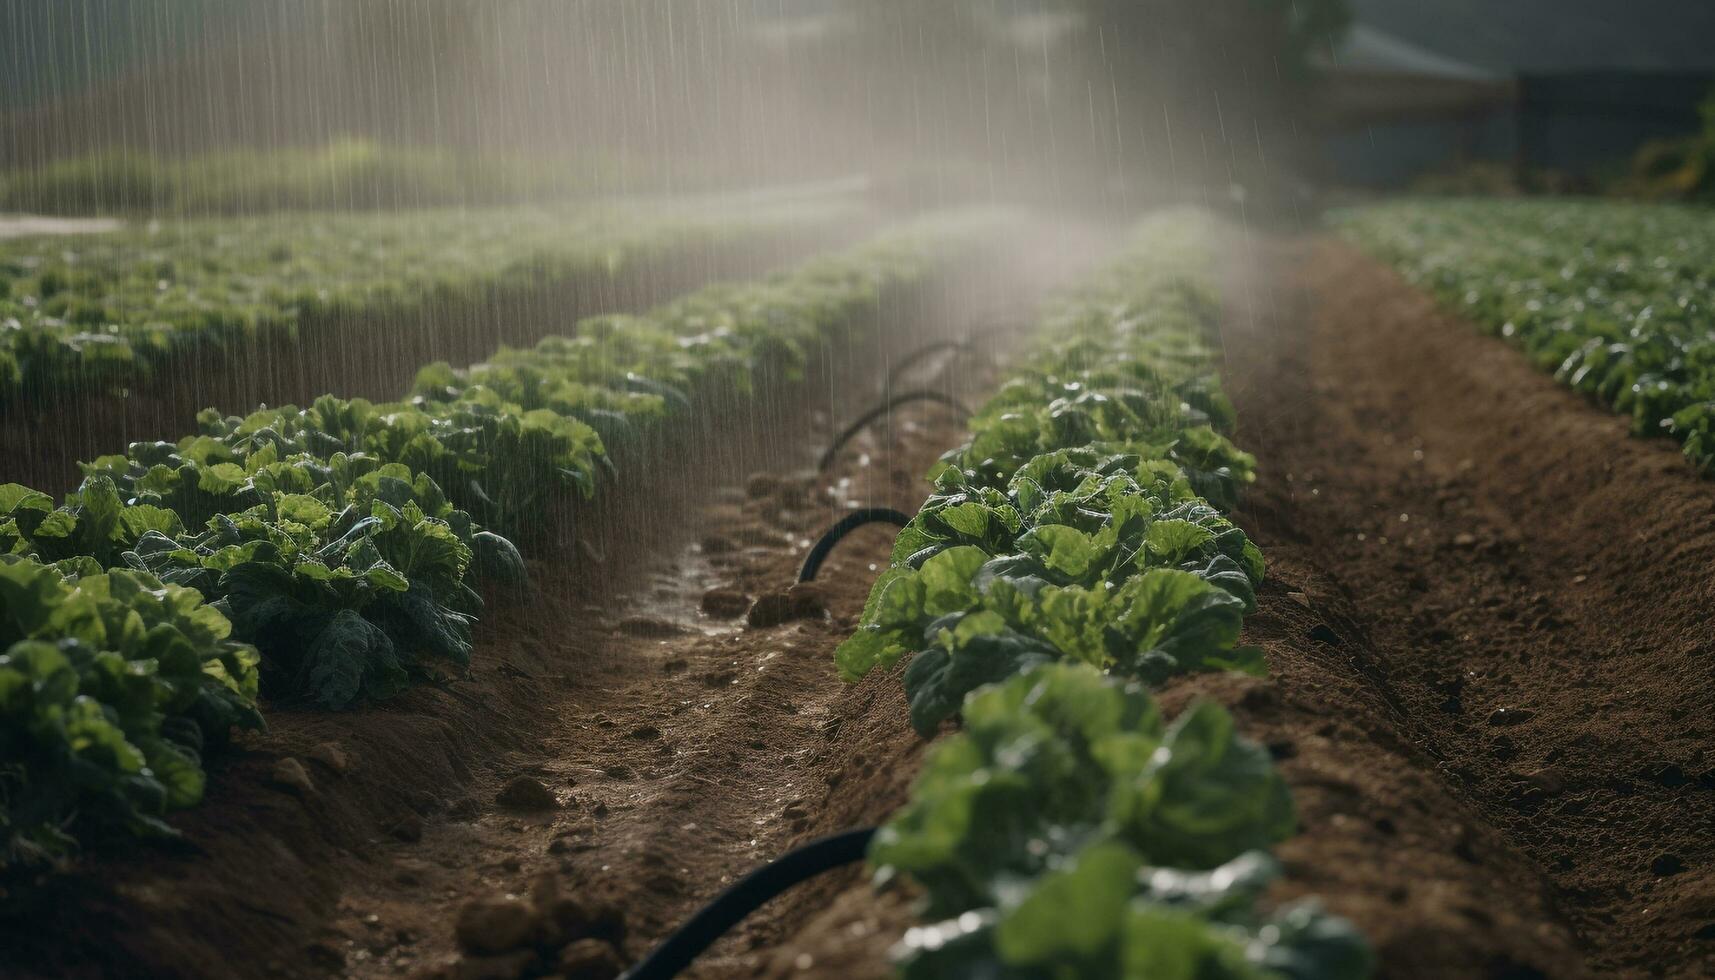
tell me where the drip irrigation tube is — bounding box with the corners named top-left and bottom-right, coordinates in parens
top-left (618, 827), bottom-right (877, 980)
top-left (798, 507), bottom-right (912, 582)
top-left (885, 339), bottom-right (970, 390)
top-left (816, 390), bottom-right (969, 472)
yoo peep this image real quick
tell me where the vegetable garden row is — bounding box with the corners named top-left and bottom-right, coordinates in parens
top-left (0, 141), bottom-right (594, 217)
top-left (0, 198), bottom-right (847, 402)
top-left (834, 213), bottom-right (1371, 979)
top-left (0, 205), bottom-right (1401, 979)
top-left (0, 210), bottom-right (1000, 870)
top-left (1333, 199), bottom-right (1715, 471)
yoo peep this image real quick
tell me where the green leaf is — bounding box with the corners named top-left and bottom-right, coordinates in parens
top-left (994, 841), bottom-right (1141, 963)
top-left (471, 530), bottom-right (527, 586)
top-left (903, 615), bottom-right (1056, 735)
top-left (1146, 518), bottom-right (1215, 565)
top-left (363, 561), bottom-right (410, 592)
top-left (1119, 904), bottom-right (1264, 979)
top-left (918, 545), bottom-right (987, 617)
top-left (1111, 569), bottom-right (1248, 682)
top-left (196, 462), bottom-right (249, 494)
top-left (304, 608), bottom-right (407, 710)
top-left (276, 493), bottom-right (332, 528)
top-left (936, 502), bottom-right (992, 539)
top-left (833, 628), bottom-right (888, 684)
top-left (1017, 524), bottom-right (1102, 581)
top-left (0, 484), bottom-right (53, 518)
top-left (1109, 700), bottom-right (1296, 868)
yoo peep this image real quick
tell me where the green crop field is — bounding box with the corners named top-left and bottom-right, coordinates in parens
top-left (10, 5), bottom-right (1712, 979)
top-left (1333, 199), bottom-right (1715, 470)
top-left (0, 211), bottom-right (1004, 869)
top-left (0, 199), bottom-right (845, 401)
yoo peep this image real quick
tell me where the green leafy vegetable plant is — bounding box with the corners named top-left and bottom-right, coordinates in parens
top-left (837, 214), bottom-right (1267, 733)
top-left (1333, 199), bottom-right (1715, 474)
top-left (0, 197), bottom-right (849, 401)
top-left (0, 212), bottom-right (1004, 863)
top-left (874, 664), bottom-right (1370, 980)
top-left (826, 211), bottom-right (1369, 978)
top-left (5, 464), bottom-right (495, 709)
top-left (0, 556), bottom-right (262, 866)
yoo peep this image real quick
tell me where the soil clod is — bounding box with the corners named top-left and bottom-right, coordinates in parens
top-left (1651, 854), bottom-right (1686, 876)
top-left (1486, 707), bottom-right (1535, 726)
top-left (699, 533), bottom-right (739, 555)
top-left (454, 896), bottom-right (537, 956)
top-left (387, 812), bottom-right (425, 843)
top-left (700, 587), bottom-right (752, 618)
top-left (616, 616), bottom-right (690, 638)
top-left (308, 741), bottom-right (353, 774)
top-left (557, 938), bottom-right (623, 980)
top-left (495, 776), bottom-right (559, 811)
top-left (269, 757), bottom-right (317, 797)
top-left (747, 582), bottom-right (829, 628)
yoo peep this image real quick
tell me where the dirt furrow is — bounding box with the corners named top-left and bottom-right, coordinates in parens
top-left (762, 233), bottom-right (1598, 980)
top-left (0, 223), bottom-right (1106, 980)
top-left (1218, 235), bottom-right (1715, 978)
top-left (335, 396), bottom-right (976, 980)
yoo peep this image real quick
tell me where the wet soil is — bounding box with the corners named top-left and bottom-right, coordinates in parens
top-left (0, 225), bottom-right (1079, 979)
top-left (1213, 238), bottom-right (1715, 978)
top-left (751, 237), bottom-right (1715, 980)
top-left (15, 229), bottom-right (1710, 980)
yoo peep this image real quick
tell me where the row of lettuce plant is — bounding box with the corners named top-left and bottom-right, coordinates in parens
top-left (1331, 199), bottom-right (1715, 472)
top-left (0, 195), bottom-right (850, 400)
top-left (0, 212), bottom-right (1002, 869)
top-left (833, 211), bottom-right (1372, 979)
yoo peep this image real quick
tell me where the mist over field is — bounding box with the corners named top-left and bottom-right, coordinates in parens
top-left (2, 5), bottom-right (1714, 980)
top-left (1, 1), bottom-right (1348, 213)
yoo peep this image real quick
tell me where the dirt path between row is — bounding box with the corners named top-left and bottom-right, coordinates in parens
top-left (757, 231), bottom-right (1715, 980)
top-left (1216, 235), bottom-right (1715, 978)
top-left (25, 223), bottom-right (1700, 980)
top-left (341, 372), bottom-right (982, 980)
top-left (0, 222), bottom-right (1104, 980)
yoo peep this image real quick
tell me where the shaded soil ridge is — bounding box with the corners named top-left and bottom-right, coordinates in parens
top-left (1218, 237), bottom-right (1715, 978)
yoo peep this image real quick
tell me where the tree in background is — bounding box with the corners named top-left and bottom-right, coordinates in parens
top-left (1, 0), bottom-right (1352, 208)
top-left (824, 0), bottom-right (1352, 204)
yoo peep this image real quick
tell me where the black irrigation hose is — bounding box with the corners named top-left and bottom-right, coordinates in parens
top-left (618, 827), bottom-right (878, 980)
top-left (797, 507), bottom-right (913, 582)
top-left (816, 389), bottom-right (970, 473)
top-left (885, 339), bottom-right (970, 390)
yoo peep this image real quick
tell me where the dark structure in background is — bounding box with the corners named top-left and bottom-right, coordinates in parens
top-left (1515, 72), bottom-right (1714, 179)
top-left (1319, 1), bottom-right (1715, 188)
top-left (1318, 45), bottom-right (1714, 188)
top-left (1316, 26), bottom-right (1513, 188)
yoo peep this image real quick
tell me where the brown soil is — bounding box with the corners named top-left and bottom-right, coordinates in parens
top-left (0, 224), bottom-right (1092, 980)
top-left (752, 237), bottom-right (1715, 980)
top-left (1, 406), bottom-right (941, 979)
top-left (18, 228), bottom-right (1709, 980)
top-left (1213, 238), bottom-right (1715, 978)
